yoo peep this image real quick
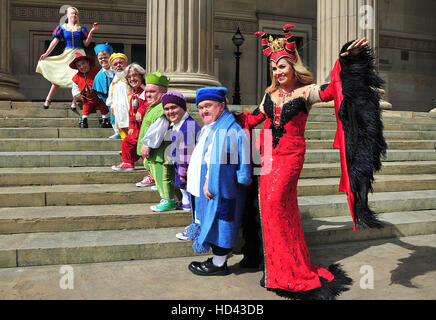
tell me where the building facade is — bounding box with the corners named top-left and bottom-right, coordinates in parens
top-left (2, 0), bottom-right (435, 111)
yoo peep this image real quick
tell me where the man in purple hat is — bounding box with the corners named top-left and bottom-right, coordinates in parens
top-left (161, 91), bottom-right (201, 239)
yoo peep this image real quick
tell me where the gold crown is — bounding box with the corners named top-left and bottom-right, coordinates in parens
top-left (268, 36), bottom-right (287, 53)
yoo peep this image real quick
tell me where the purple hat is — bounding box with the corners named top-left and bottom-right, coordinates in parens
top-left (161, 91), bottom-right (186, 110)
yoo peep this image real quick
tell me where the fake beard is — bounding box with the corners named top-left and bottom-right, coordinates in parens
top-left (115, 69), bottom-right (127, 80)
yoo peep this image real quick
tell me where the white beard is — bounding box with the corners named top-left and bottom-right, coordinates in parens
top-left (115, 69), bottom-right (127, 80)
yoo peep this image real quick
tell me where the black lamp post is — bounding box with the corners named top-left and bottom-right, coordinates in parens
top-left (232, 27), bottom-right (245, 105)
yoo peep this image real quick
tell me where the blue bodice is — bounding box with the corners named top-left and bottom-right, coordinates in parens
top-left (52, 25), bottom-right (89, 49)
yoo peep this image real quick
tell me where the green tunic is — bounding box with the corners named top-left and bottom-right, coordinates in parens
top-left (136, 102), bottom-right (171, 164)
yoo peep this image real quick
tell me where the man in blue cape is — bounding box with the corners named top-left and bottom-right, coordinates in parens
top-left (92, 42), bottom-right (119, 138)
top-left (186, 87), bottom-right (252, 276)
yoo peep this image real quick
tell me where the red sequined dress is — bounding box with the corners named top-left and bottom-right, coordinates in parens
top-left (238, 84), bottom-right (352, 299)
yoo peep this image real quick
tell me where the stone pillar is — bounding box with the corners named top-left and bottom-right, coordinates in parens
top-left (316, 0), bottom-right (390, 109)
top-left (146, 0), bottom-right (221, 102)
top-left (0, 0), bottom-right (26, 101)
top-left (317, 0), bottom-right (379, 83)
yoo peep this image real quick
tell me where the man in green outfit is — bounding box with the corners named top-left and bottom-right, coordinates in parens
top-left (137, 71), bottom-right (175, 211)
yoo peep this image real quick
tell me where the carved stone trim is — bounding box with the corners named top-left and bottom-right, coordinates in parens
top-left (379, 35), bottom-right (436, 53)
top-left (11, 3), bottom-right (146, 26)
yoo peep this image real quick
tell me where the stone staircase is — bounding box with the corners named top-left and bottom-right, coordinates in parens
top-left (0, 100), bottom-right (435, 268)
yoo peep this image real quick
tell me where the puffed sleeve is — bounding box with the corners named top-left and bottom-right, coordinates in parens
top-left (303, 84), bottom-right (323, 111)
top-left (81, 26), bottom-right (89, 41)
top-left (52, 25), bottom-right (64, 40)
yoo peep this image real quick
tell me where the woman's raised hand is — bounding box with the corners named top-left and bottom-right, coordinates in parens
top-left (340, 37), bottom-right (369, 57)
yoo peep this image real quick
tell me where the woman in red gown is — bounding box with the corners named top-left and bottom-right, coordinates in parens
top-left (238, 24), bottom-right (386, 299)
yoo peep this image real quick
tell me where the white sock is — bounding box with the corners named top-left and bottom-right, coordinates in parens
top-left (102, 114), bottom-right (109, 119)
top-left (194, 209), bottom-right (200, 224)
top-left (180, 189), bottom-right (189, 205)
top-left (212, 255), bottom-right (227, 267)
top-left (82, 115), bottom-right (88, 119)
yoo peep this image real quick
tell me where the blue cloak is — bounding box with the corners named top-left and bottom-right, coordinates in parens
top-left (189, 109), bottom-right (252, 253)
top-left (92, 68), bottom-right (114, 103)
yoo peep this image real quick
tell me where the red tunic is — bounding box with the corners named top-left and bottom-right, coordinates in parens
top-left (72, 66), bottom-right (109, 116)
top-left (121, 87), bottom-right (149, 164)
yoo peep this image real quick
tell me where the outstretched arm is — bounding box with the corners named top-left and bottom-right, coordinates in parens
top-left (39, 38), bottom-right (60, 60)
top-left (83, 23), bottom-right (99, 47)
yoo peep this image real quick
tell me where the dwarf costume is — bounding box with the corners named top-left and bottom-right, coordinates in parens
top-left (111, 84), bottom-right (148, 170)
top-left (106, 53), bottom-right (131, 139)
top-left (237, 24), bottom-right (386, 299)
top-left (137, 72), bottom-right (175, 211)
top-left (163, 91), bottom-right (201, 211)
top-left (36, 24), bottom-right (88, 88)
top-left (186, 87), bottom-right (252, 276)
top-left (70, 52), bottom-right (110, 128)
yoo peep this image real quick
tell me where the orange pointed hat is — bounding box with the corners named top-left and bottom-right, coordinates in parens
top-left (255, 24), bottom-right (297, 63)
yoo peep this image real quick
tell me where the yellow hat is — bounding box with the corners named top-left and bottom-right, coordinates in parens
top-left (108, 53), bottom-right (128, 65)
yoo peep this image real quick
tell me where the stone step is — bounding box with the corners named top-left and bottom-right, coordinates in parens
top-left (0, 138), bottom-right (122, 152)
top-left (298, 190), bottom-right (436, 219)
top-left (301, 161), bottom-right (436, 178)
top-left (0, 109), bottom-right (108, 119)
top-left (0, 183), bottom-right (162, 208)
top-left (3, 108), bottom-right (434, 127)
top-left (1, 137), bottom-right (434, 152)
top-left (0, 226), bottom-right (198, 268)
top-left (304, 149), bottom-right (436, 163)
top-left (1, 174), bottom-right (434, 208)
top-left (302, 210), bottom-right (436, 246)
top-left (1, 117), bottom-right (434, 131)
top-left (0, 204), bottom-right (192, 234)
top-left (0, 118), bottom-right (104, 128)
top-left (305, 130), bottom-right (436, 140)
top-left (1, 149), bottom-right (435, 168)
top-left (1, 161), bottom-right (434, 187)
top-left (0, 127), bottom-right (114, 139)
top-left (0, 167), bottom-right (146, 186)
top-left (0, 151), bottom-right (125, 168)
top-left (304, 140), bottom-right (435, 150)
top-left (298, 174), bottom-right (436, 196)
top-left (305, 122), bottom-right (436, 131)
top-left (2, 127), bottom-right (435, 141)
top-left (1, 209), bottom-right (435, 268)
top-left (1, 101), bottom-right (72, 110)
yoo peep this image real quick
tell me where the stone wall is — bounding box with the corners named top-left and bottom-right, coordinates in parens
top-left (8, 0), bottom-right (436, 111)
top-left (378, 0), bottom-right (436, 112)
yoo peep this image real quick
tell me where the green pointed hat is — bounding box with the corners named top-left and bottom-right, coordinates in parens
top-left (145, 71), bottom-right (170, 88)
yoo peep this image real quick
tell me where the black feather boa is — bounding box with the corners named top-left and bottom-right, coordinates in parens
top-left (338, 41), bottom-right (387, 228)
top-left (262, 264), bottom-right (353, 300)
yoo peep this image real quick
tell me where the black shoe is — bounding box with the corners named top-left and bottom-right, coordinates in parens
top-left (188, 258), bottom-right (230, 276)
top-left (43, 100), bottom-right (51, 109)
top-left (260, 272), bottom-right (265, 288)
top-left (79, 117), bottom-right (88, 128)
top-left (99, 118), bottom-right (112, 128)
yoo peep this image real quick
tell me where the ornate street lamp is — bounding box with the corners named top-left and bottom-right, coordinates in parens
top-left (232, 27), bottom-right (245, 105)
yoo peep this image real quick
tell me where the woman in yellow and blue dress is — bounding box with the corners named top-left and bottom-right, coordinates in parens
top-left (36, 6), bottom-right (99, 109)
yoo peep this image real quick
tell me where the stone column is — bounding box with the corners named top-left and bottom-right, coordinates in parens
top-left (146, 0), bottom-right (220, 102)
top-left (0, 0), bottom-right (26, 101)
top-left (316, 0), bottom-right (390, 109)
top-left (317, 0), bottom-right (379, 83)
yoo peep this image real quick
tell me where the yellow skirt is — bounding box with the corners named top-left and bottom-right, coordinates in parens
top-left (36, 48), bottom-right (86, 89)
